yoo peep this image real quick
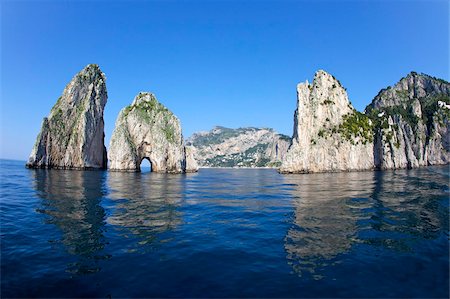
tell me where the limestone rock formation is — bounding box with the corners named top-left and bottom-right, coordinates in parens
top-left (26, 64), bottom-right (108, 169)
top-left (280, 70), bottom-right (374, 173)
top-left (366, 72), bottom-right (450, 169)
top-left (186, 126), bottom-right (291, 167)
top-left (108, 92), bottom-right (197, 173)
top-left (185, 146), bottom-right (199, 172)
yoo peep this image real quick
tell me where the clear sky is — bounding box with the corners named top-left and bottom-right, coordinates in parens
top-left (1, 0), bottom-right (448, 160)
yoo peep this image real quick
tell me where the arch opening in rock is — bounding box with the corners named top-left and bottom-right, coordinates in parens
top-left (108, 92), bottom-right (198, 173)
top-left (140, 157), bottom-right (152, 173)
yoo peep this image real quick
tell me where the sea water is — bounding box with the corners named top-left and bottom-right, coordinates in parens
top-left (1, 159), bottom-right (448, 297)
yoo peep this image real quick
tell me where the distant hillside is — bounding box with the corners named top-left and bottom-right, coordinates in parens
top-left (186, 126), bottom-right (291, 167)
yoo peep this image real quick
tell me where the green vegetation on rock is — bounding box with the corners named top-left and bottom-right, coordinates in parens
top-left (267, 161), bottom-right (282, 167)
top-left (162, 120), bottom-right (176, 144)
top-left (123, 93), bottom-right (170, 120)
top-left (421, 94), bottom-right (450, 133)
top-left (120, 93), bottom-right (179, 144)
top-left (366, 94), bottom-right (450, 140)
top-left (321, 99), bottom-right (334, 105)
top-left (49, 110), bottom-right (68, 147)
top-left (338, 112), bottom-right (374, 145)
top-left (316, 111), bottom-right (374, 145)
top-left (395, 90), bottom-right (409, 99)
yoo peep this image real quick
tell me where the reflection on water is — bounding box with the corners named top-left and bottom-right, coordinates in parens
top-left (2, 161), bottom-right (447, 298)
top-left (359, 168), bottom-right (449, 247)
top-left (283, 171), bottom-right (374, 278)
top-left (284, 167), bottom-right (449, 279)
top-left (32, 169), bottom-right (108, 274)
top-left (106, 172), bottom-right (185, 250)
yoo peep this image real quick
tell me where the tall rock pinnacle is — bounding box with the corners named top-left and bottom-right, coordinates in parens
top-left (26, 64), bottom-right (108, 169)
top-left (280, 70), bottom-right (374, 173)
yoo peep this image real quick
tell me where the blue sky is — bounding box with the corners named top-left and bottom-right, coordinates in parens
top-left (1, 0), bottom-right (448, 160)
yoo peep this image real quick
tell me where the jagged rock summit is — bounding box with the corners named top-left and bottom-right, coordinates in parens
top-left (108, 92), bottom-right (197, 173)
top-left (280, 70), bottom-right (449, 174)
top-left (26, 64), bottom-right (108, 169)
top-left (280, 70), bottom-right (374, 173)
top-left (366, 72), bottom-right (450, 169)
top-left (187, 126), bottom-right (291, 167)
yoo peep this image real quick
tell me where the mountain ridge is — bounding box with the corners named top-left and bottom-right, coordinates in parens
top-left (186, 126), bottom-right (291, 168)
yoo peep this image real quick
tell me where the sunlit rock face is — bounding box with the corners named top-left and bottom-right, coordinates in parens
top-left (280, 70), bottom-right (374, 173)
top-left (366, 72), bottom-right (450, 169)
top-left (185, 145), bottom-right (199, 172)
top-left (108, 92), bottom-right (198, 173)
top-left (280, 70), bottom-right (449, 173)
top-left (27, 64), bottom-right (108, 169)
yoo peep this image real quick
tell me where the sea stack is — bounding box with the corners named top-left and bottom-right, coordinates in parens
top-left (366, 72), bottom-right (450, 169)
top-left (280, 70), bottom-right (374, 173)
top-left (108, 92), bottom-right (198, 173)
top-left (185, 145), bottom-right (199, 172)
top-left (26, 64), bottom-right (108, 169)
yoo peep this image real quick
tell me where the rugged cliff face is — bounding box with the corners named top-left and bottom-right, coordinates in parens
top-left (26, 64), bottom-right (108, 169)
top-left (280, 70), bottom-right (374, 173)
top-left (108, 92), bottom-right (197, 173)
top-left (365, 72), bottom-right (450, 169)
top-left (280, 71), bottom-right (449, 174)
top-left (186, 126), bottom-right (291, 167)
top-left (185, 146), bottom-right (199, 172)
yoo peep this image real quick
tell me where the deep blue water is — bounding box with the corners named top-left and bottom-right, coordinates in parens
top-left (1, 159), bottom-right (449, 298)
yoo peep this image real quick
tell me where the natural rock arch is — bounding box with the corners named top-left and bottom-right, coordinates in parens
top-left (108, 92), bottom-right (197, 173)
top-left (139, 157), bottom-right (152, 172)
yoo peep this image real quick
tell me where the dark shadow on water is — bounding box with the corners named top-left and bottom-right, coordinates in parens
top-left (32, 169), bottom-right (108, 275)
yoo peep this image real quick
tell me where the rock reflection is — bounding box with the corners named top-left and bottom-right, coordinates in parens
top-left (284, 167), bottom-right (449, 278)
top-left (361, 168), bottom-right (449, 247)
top-left (106, 172), bottom-right (185, 249)
top-left (32, 169), bottom-right (108, 274)
top-left (283, 171), bottom-right (376, 278)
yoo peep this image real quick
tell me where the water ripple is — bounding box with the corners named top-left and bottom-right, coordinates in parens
top-left (1, 161), bottom-right (448, 298)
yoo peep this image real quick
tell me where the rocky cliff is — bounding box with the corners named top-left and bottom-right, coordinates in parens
top-left (365, 72), bottom-right (450, 169)
top-left (280, 71), bottom-right (449, 174)
top-left (280, 70), bottom-right (374, 173)
top-left (108, 92), bottom-right (197, 173)
top-left (186, 126), bottom-right (291, 167)
top-left (185, 145), bottom-right (199, 172)
top-left (26, 64), bottom-right (108, 169)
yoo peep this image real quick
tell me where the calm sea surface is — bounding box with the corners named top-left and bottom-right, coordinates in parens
top-left (1, 159), bottom-right (449, 298)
